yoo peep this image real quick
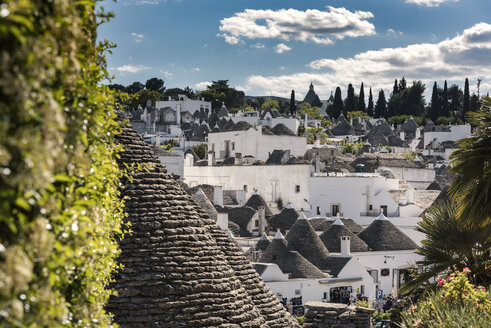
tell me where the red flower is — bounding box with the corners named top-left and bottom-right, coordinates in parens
top-left (438, 278), bottom-right (445, 286)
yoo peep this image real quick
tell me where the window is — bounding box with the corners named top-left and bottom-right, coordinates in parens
top-left (369, 205), bottom-right (373, 211)
top-left (360, 285), bottom-right (365, 295)
top-left (370, 270), bottom-right (379, 283)
top-left (295, 185), bottom-right (300, 193)
top-left (295, 289), bottom-right (301, 296)
top-left (255, 220), bottom-right (259, 228)
top-left (381, 205), bottom-right (388, 216)
top-left (231, 142), bottom-right (235, 150)
top-left (317, 206), bottom-right (321, 215)
top-left (331, 204), bottom-right (340, 216)
top-left (243, 185), bottom-right (248, 192)
top-left (272, 255), bottom-right (277, 261)
top-left (323, 292), bottom-right (328, 299)
top-left (211, 143), bottom-right (215, 152)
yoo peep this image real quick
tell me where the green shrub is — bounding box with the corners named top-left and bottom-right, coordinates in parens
top-left (342, 141), bottom-right (365, 155)
top-left (355, 299), bottom-right (372, 308)
top-left (192, 143), bottom-right (208, 159)
top-left (0, 1), bottom-right (124, 326)
top-left (295, 315), bottom-right (305, 325)
top-left (400, 269), bottom-right (491, 327)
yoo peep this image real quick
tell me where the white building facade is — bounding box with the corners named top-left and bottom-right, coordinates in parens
top-left (207, 125), bottom-right (307, 161)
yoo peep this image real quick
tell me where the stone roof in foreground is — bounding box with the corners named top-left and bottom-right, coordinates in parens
top-left (107, 117), bottom-right (299, 327)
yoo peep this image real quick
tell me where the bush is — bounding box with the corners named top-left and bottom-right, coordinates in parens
top-left (295, 315), bottom-right (305, 325)
top-left (342, 141), bottom-right (365, 155)
top-left (0, 1), bottom-right (124, 326)
top-left (400, 269), bottom-right (491, 327)
top-left (192, 143), bottom-right (208, 159)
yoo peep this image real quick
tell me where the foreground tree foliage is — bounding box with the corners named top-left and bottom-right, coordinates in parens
top-left (400, 201), bottom-right (491, 295)
top-left (0, 1), bottom-right (124, 326)
top-left (449, 97), bottom-right (491, 228)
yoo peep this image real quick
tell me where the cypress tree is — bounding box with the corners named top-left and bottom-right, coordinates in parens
top-left (470, 93), bottom-right (479, 112)
top-left (333, 86), bottom-right (344, 118)
top-left (399, 77), bottom-right (407, 91)
top-left (442, 80), bottom-right (449, 117)
top-left (289, 90), bottom-right (296, 115)
top-left (358, 82), bottom-right (366, 112)
top-left (345, 83), bottom-right (356, 113)
top-left (374, 89), bottom-right (387, 118)
top-left (430, 82), bottom-right (440, 122)
top-left (463, 78), bottom-right (470, 120)
top-left (393, 79), bottom-right (399, 95)
top-left (367, 87), bottom-right (374, 117)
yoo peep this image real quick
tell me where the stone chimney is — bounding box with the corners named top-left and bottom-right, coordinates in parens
top-left (315, 151), bottom-right (321, 173)
top-left (341, 236), bottom-right (351, 257)
top-left (405, 189), bottom-right (414, 204)
top-left (213, 186), bottom-right (223, 207)
top-left (184, 153), bottom-right (194, 167)
top-left (216, 212), bottom-right (228, 231)
top-left (258, 206), bottom-right (266, 235)
top-left (208, 151), bottom-right (216, 166)
top-left (176, 104), bottom-right (181, 125)
top-left (234, 152), bottom-right (243, 165)
top-left (400, 131), bottom-right (405, 141)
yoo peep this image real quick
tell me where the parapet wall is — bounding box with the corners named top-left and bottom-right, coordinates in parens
top-left (303, 302), bottom-right (374, 328)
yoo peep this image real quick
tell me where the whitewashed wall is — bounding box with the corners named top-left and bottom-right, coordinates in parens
top-left (184, 164), bottom-right (311, 210)
top-left (309, 175), bottom-right (400, 219)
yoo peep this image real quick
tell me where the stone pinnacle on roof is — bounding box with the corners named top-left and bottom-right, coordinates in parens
top-left (333, 217), bottom-right (344, 225)
top-left (226, 228), bottom-right (235, 239)
top-left (376, 212), bottom-right (388, 220)
top-left (274, 229), bottom-right (284, 239)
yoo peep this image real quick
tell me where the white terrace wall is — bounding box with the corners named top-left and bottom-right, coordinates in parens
top-left (423, 124), bottom-right (471, 146)
top-left (309, 174), bottom-right (399, 219)
top-left (378, 166), bottom-right (435, 190)
top-left (183, 164), bottom-right (311, 210)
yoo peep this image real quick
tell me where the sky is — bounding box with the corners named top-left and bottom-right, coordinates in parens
top-left (99, 0), bottom-right (491, 101)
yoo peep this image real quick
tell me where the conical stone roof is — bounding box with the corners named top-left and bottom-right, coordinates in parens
top-left (108, 118), bottom-right (299, 327)
top-left (256, 232), bottom-right (271, 251)
top-left (245, 193), bottom-right (273, 217)
top-left (285, 215), bottom-right (330, 270)
top-left (267, 206), bottom-right (298, 232)
top-left (260, 237), bottom-right (327, 279)
top-left (193, 188), bottom-right (218, 220)
top-left (358, 213), bottom-right (418, 251)
top-left (319, 219), bottom-right (370, 252)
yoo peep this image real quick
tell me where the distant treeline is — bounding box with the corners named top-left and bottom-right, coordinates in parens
top-left (109, 77), bottom-right (482, 122)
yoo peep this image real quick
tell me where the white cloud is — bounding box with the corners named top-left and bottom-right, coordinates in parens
top-left (387, 28), bottom-right (403, 36)
top-left (159, 70), bottom-right (173, 79)
top-left (242, 23), bottom-right (491, 98)
top-left (195, 81), bottom-right (211, 90)
top-left (131, 32), bottom-right (144, 43)
top-left (116, 65), bottom-right (150, 73)
top-left (217, 33), bottom-right (240, 45)
top-left (218, 6), bottom-right (375, 45)
top-left (251, 43), bottom-right (265, 49)
top-left (122, 0), bottom-right (165, 5)
top-left (405, 0), bottom-right (459, 7)
top-left (191, 67), bottom-right (201, 72)
top-left (275, 43), bottom-right (291, 54)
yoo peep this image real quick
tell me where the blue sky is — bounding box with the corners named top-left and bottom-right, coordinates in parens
top-left (99, 0), bottom-right (491, 100)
